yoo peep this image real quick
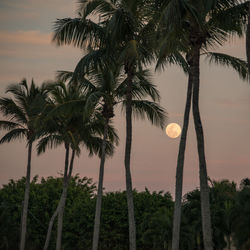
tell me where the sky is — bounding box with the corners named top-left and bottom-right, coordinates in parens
top-left (0, 0), bottom-right (250, 196)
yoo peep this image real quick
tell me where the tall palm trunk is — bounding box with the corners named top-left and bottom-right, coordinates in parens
top-left (20, 142), bottom-right (32, 250)
top-left (226, 234), bottom-right (231, 250)
top-left (125, 71), bottom-right (136, 250)
top-left (191, 45), bottom-right (213, 250)
top-left (56, 149), bottom-right (75, 250)
top-left (92, 119), bottom-right (109, 250)
top-left (171, 71), bottom-right (193, 250)
top-left (43, 144), bottom-right (69, 250)
top-left (246, 2), bottom-right (250, 73)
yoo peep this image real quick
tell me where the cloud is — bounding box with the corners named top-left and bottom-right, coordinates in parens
top-left (0, 29), bottom-right (81, 89)
top-left (0, 0), bottom-right (76, 16)
top-left (0, 30), bottom-right (81, 59)
top-left (0, 0), bottom-right (77, 33)
top-left (0, 30), bottom-right (50, 46)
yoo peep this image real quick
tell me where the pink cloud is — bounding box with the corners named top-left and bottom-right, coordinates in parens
top-left (0, 30), bottom-right (51, 46)
top-left (1, 0), bottom-right (75, 15)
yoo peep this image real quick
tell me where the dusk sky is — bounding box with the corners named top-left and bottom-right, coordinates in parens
top-left (1, 0), bottom-right (250, 195)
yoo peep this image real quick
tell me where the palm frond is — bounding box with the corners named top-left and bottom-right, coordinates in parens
top-left (205, 52), bottom-right (249, 81)
top-left (160, 0), bottom-right (182, 29)
top-left (208, 1), bottom-right (248, 38)
top-left (78, 0), bottom-right (115, 19)
top-left (0, 120), bottom-right (22, 131)
top-left (44, 99), bottom-right (86, 123)
top-left (84, 135), bottom-right (115, 158)
top-left (129, 100), bottom-right (167, 129)
top-left (5, 82), bottom-right (28, 111)
top-left (52, 17), bottom-right (106, 49)
top-left (107, 8), bottom-right (138, 44)
top-left (0, 128), bottom-right (27, 144)
top-left (106, 122), bottom-right (119, 146)
top-left (156, 51), bottom-right (189, 74)
top-left (0, 97), bottom-right (27, 124)
top-left (73, 49), bottom-right (110, 75)
top-left (79, 77), bottom-right (98, 94)
top-left (132, 70), bottom-right (160, 101)
top-left (84, 91), bottom-right (103, 113)
top-left (37, 134), bottom-right (63, 154)
top-left (155, 28), bottom-right (188, 73)
top-left (56, 71), bottom-right (75, 83)
top-left (103, 139), bottom-right (116, 158)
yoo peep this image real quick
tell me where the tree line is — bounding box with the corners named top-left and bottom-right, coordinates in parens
top-left (0, 176), bottom-right (249, 250)
top-left (0, 0), bottom-right (250, 250)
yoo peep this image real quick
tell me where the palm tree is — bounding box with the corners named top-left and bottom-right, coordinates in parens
top-left (52, 1), bottom-right (159, 248)
top-left (40, 81), bottom-right (117, 250)
top-left (246, 1), bottom-right (250, 72)
top-left (0, 79), bottom-right (47, 250)
top-left (58, 63), bottom-right (167, 250)
top-left (57, 69), bottom-right (118, 250)
top-left (156, 1), bottom-right (249, 249)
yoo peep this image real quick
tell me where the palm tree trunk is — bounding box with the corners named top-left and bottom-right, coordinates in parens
top-left (226, 235), bottom-right (231, 250)
top-left (92, 119), bottom-right (108, 250)
top-left (246, 2), bottom-right (250, 73)
top-left (197, 232), bottom-right (201, 250)
top-left (125, 75), bottom-right (136, 250)
top-left (56, 149), bottom-right (75, 250)
top-left (20, 142), bottom-right (32, 250)
top-left (43, 144), bottom-right (70, 250)
top-left (191, 45), bottom-right (213, 250)
top-left (171, 66), bottom-right (193, 250)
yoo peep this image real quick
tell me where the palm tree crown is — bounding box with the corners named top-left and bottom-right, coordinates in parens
top-left (0, 79), bottom-right (47, 144)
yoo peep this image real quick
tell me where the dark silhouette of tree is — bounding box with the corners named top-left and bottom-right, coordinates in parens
top-left (0, 79), bottom-right (47, 250)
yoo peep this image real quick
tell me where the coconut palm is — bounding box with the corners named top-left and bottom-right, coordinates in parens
top-left (40, 81), bottom-right (117, 250)
top-left (246, 2), bottom-right (250, 72)
top-left (52, 1), bottom-right (160, 248)
top-left (58, 63), bottom-right (166, 250)
top-left (0, 79), bottom-right (47, 250)
top-left (156, 1), bottom-right (249, 249)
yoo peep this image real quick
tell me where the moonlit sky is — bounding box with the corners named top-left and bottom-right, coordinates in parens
top-left (1, 0), bottom-right (250, 195)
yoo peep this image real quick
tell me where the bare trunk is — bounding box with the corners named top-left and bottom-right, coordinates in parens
top-left (197, 232), bottom-right (201, 250)
top-left (92, 120), bottom-right (108, 250)
top-left (246, 2), bottom-right (250, 73)
top-left (19, 142), bottom-right (32, 250)
top-left (125, 73), bottom-right (136, 250)
top-left (56, 149), bottom-right (75, 250)
top-left (226, 235), bottom-right (231, 250)
top-left (43, 144), bottom-right (70, 250)
top-left (171, 68), bottom-right (193, 250)
top-left (191, 46), bottom-right (213, 250)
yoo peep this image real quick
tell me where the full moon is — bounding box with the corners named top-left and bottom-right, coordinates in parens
top-left (166, 123), bottom-right (181, 138)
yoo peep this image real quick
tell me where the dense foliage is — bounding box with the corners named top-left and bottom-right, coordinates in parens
top-left (0, 176), bottom-right (249, 250)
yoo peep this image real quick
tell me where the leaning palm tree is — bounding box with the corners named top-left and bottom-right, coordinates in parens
top-left (53, 1), bottom-right (157, 248)
top-left (155, 0), bottom-right (247, 249)
top-left (0, 79), bottom-right (47, 250)
top-left (156, 1), bottom-right (249, 249)
top-left (40, 81), bottom-right (117, 250)
top-left (57, 63), bottom-right (167, 250)
top-left (246, 1), bottom-right (250, 72)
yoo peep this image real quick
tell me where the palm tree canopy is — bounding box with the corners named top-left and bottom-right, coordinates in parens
top-left (53, 0), bottom-right (158, 72)
top-left (0, 79), bottom-right (48, 144)
top-left (57, 65), bottom-right (167, 130)
top-left (155, 0), bottom-right (249, 79)
top-left (37, 81), bottom-right (118, 158)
